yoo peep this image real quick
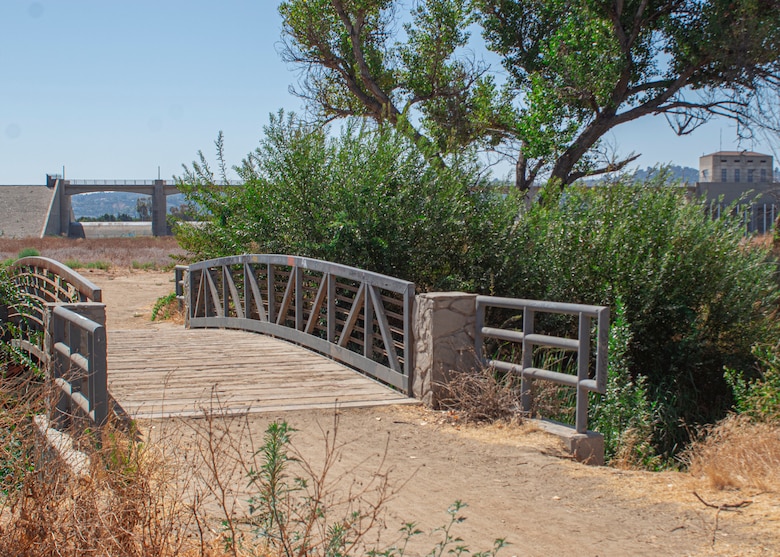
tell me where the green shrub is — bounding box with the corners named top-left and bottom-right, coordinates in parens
top-left (65, 260), bottom-right (111, 271)
top-left (16, 248), bottom-right (40, 259)
top-left (506, 178), bottom-right (778, 459)
top-left (589, 299), bottom-right (657, 467)
top-left (175, 113), bottom-right (778, 462)
top-left (131, 261), bottom-right (157, 271)
top-left (175, 112), bottom-right (515, 291)
top-left (725, 344), bottom-right (780, 421)
top-left (151, 292), bottom-right (178, 321)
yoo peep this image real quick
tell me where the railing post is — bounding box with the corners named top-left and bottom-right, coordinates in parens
top-left (575, 313), bottom-right (591, 434)
top-left (520, 307), bottom-right (535, 416)
top-left (222, 265), bottom-right (230, 318)
top-left (267, 263), bottom-right (275, 323)
top-left (88, 325), bottom-right (108, 426)
top-left (294, 265), bottom-right (303, 331)
top-left (596, 306), bottom-right (610, 393)
top-left (327, 273), bottom-right (336, 343)
top-left (364, 285), bottom-right (374, 359)
top-left (403, 283), bottom-right (415, 395)
top-left (187, 267), bottom-right (195, 326)
top-left (474, 298), bottom-right (485, 365)
top-left (49, 309), bottom-right (69, 428)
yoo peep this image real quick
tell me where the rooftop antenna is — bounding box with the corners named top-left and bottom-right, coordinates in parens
top-left (158, 165), bottom-right (161, 180)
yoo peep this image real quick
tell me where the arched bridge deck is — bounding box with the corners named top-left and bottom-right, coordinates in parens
top-left (107, 326), bottom-right (416, 420)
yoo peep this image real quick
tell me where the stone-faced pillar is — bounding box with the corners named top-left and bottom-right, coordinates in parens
top-left (412, 292), bottom-right (478, 408)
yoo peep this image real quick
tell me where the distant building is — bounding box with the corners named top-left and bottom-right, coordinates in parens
top-left (693, 151), bottom-right (779, 233)
top-left (694, 151), bottom-right (776, 204)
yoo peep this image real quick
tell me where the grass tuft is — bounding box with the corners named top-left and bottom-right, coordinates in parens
top-left (439, 367), bottom-right (522, 424)
top-left (682, 414), bottom-right (780, 491)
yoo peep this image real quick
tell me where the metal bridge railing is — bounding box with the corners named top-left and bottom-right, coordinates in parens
top-left (6, 257), bottom-right (108, 427)
top-left (8, 257), bottom-right (102, 361)
top-left (50, 305), bottom-right (108, 426)
top-left (475, 296), bottom-right (610, 433)
top-left (67, 179), bottom-right (159, 186)
top-left (185, 254), bottom-right (415, 394)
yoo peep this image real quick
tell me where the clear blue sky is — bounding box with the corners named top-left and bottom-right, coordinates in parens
top-left (0, 0), bottom-right (764, 185)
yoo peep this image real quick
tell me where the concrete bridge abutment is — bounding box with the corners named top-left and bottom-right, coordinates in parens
top-left (43, 174), bottom-right (176, 237)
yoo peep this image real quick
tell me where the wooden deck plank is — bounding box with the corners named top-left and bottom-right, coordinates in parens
top-left (108, 327), bottom-right (416, 418)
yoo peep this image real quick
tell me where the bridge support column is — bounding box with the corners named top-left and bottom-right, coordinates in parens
top-left (412, 292), bottom-right (478, 408)
top-left (152, 181), bottom-right (168, 236)
top-left (59, 188), bottom-right (72, 237)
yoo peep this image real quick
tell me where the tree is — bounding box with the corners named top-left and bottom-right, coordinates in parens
top-left (279, 0), bottom-right (780, 190)
top-left (278, 0), bottom-right (513, 170)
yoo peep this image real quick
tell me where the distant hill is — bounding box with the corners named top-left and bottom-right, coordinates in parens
top-left (632, 165), bottom-right (699, 184)
top-left (71, 192), bottom-right (188, 219)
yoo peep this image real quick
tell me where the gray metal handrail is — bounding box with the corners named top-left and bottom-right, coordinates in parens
top-left (174, 264), bottom-right (187, 299)
top-left (185, 254), bottom-right (415, 393)
top-left (475, 296), bottom-right (609, 433)
top-left (8, 256), bottom-right (102, 361)
top-left (5, 258), bottom-right (108, 428)
top-left (67, 179), bottom-right (158, 186)
top-left (50, 305), bottom-right (108, 426)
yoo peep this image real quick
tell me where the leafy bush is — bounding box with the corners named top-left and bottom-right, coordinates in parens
top-left (151, 292), bottom-right (179, 322)
top-left (175, 112), bottom-right (515, 291)
top-left (175, 114), bottom-right (778, 462)
top-left (505, 178), bottom-right (778, 458)
top-left (65, 259), bottom-right (111, 271)
top-left (589, 299), bottom-right (657, 467)
top-left (725, 344), bottom-right (780, 421)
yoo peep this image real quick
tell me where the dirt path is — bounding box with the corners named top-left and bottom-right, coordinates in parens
top-left (92, 269), bottom-right (780, 557)
top-left (86, 269), bottom-right (176, 330)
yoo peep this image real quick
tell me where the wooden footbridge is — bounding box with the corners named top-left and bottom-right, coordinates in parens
top-left (5, 255), bottom-right (419, 425)
top-left (107, 327), bottom-right (413, 419)
top-left (4, 254), bottom-right (610, 464)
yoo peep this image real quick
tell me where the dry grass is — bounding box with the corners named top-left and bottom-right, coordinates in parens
top-left (0, 370), bottom-right (409, 557)
top-left (683, 414), bottom-right (780, 491)
top-left (0, 370), bottom-right (204, 556)
top-left (0, 237), bottom-right (189, 269)
top-left (438, 367), bottom-right (522, 424)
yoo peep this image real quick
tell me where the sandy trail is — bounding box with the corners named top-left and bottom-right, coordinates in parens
top-left (89, 269), bottom-right (780, 557)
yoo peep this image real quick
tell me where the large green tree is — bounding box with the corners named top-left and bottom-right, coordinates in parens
top-left (279, 0), bottom-right (780, 190)
top-left (278, 0), bottom-right (514, 170)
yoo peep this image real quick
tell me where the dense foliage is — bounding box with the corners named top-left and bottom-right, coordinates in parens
top-left (508, 180), bottom-right (778, 457)
top-left (175, 113), bottom-right (515, 291)
top-left (176, 119), bottom-right (778, 461)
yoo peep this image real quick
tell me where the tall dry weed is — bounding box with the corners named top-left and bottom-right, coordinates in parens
top-left (683, 414), bottom-right (780, 491)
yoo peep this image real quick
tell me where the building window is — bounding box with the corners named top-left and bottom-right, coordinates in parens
top-left (721, 168), bottom-right (728, 181)
top-left (735, 168), bottom-right (741, 182)
top-left (701, 170), bottom-right (708, 180)
top-left (748, 169), bottom-right (754, 183)
top-left (761, 168), bottom-right (767, 181)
